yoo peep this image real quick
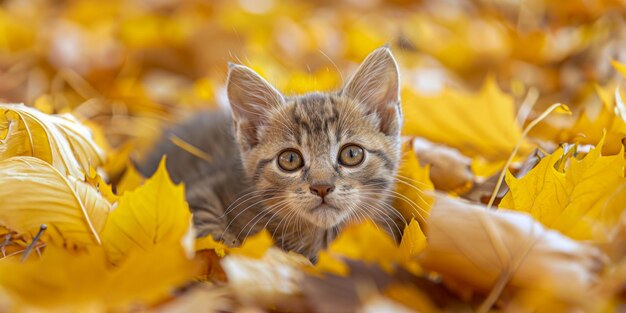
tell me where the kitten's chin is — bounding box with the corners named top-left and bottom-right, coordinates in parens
top-left (303, 204), bottom-right (345, 228)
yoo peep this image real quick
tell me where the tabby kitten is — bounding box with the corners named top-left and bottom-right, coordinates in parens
top-left (142, 47), bottom-right (405, 260)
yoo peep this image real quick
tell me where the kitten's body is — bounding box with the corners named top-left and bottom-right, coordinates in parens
top-left (141, 48), bottom-right (405, 259)
top-left (141, 107), bottom-right (345, 257)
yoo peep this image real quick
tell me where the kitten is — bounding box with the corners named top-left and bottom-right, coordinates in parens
top-left (141, 47), bottom-right (405, 260)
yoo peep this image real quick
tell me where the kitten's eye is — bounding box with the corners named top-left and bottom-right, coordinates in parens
top-left (278, 149), bottom-right (304, 171)
top-left (339, 144), bottom-right (365, 167)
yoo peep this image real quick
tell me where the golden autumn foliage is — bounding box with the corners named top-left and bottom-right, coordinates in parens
top-left (501, 136), bottom-right (626, 241)
top-left (1, 0), bottom-right (626, 312)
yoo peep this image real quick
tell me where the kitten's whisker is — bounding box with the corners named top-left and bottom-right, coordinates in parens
top-left (394, 174), bottom-right (433, 188)
top-left (235, 199), bottom-right (290, 240)
top-left (360, 201), bottom-right (402, 237)
top-left (357, 192), bottom-right (428, 224)
top-left (221, 188), bottom-right (283, 217)
top-left (388, 179), bottom-right (432, 206)
top-left (355, 193), bottom-right (409, 224)
top-left (359, 188), bottom-right (429, 217)
top-left (272, 208), bottom-right (297, 243)
top-left (241, 204), bottom-right (288, 242)
top-left (222, 195), bottom-right (289, 236)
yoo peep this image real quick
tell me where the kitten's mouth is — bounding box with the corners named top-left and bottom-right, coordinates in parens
top-left (310, 203), bottom-right (339, 213)
top-left (305, 203), bottom-right (344, 228)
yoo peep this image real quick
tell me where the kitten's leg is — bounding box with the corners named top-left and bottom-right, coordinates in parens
top-left (187, 184), bottom-right (241, 246)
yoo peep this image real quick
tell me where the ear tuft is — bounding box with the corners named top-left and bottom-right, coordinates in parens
top-left (342, 47), bottom-right (401, 136)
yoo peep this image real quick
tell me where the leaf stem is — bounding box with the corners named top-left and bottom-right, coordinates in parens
top-left (487, 103), bottom-right (570, 209)
top-left (21, 224), bottom-right (47, 262)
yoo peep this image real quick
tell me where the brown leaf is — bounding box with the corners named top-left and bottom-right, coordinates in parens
top-left (419, 197), bottom-right (606, 310)
top-left (411, 137), bottom-right (473, 192)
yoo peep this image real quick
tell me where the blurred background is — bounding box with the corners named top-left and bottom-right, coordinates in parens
top-left (1, 0), bottom-right (625, 182)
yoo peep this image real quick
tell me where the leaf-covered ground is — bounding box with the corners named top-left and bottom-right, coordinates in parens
top-left (1, 0), bottom-right (626, 312)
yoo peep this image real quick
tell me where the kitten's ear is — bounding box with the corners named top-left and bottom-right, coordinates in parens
top-left (227, 63), bottom-right (284, 147)
top-left (341, 47), bottom-right (401, 136)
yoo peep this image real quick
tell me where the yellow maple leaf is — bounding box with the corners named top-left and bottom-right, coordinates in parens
top-left (401, 78), bottom-right (530, 176)
top-left (393, 142), bottom-right (434, 226)
top-left (0, 244), bottom-right (202, 311)
top-left (323, 221), bottom-right (399, 272)
top-left (101, 157), bottom-right (193, 263)
top-left (0, 104), bottom-right (106, 180)
top-left (315, 222), bottom-right (398, 275)
top-left (500, 136), bottom-right (626, 241)
top-left (0, 157), bottom-right (110, 245)
top-left (315, 220), bottom-right (426, 276)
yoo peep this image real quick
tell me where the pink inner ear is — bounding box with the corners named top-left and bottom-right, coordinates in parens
top-left (226, 64), bottom-right (284, 127)
top-left (342, 48), bottom-right (401, 135)
top-left (342, 48), bottom-right (400, 110)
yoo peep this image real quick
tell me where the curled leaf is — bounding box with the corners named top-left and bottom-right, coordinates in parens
top-left (0, 157), bottom-right (110, 245)
top-left (419, 197), bottom-right (606, 308)
top-left (221, 248), bottom-right (310, 307)
top-left (0, 104), bottom-right (105, 180)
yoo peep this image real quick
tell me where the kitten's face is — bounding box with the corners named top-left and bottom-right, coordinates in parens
top-left (243, 94), bottom-right (400, 228)
top-left (228, 47), bottom-right (402, 229)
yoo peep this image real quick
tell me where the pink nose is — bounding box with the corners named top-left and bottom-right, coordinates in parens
top-left (309, 184), bottom-right (335, 198)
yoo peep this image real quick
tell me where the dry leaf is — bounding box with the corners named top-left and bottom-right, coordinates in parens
top-left (401, 78), bottom-right (530, 176)
top-left (0, 104), bottom-right (105, 180)
top-left (411, 137), bottom-right (473, 193)
top-left (419, 197), bottom-right (606, 308)
top-left (316, 220), bottom-right (426, 276)
top-left (500, 136), bottom-right (626, 240)
top-left (154, 285), bottom-right (234, 313)
top-left (0, 244), bottom-right (202, 311)
top-left (0, 157), bottom-right (110, 245)
top-left (316, 221), bottom-right (401, 274)
top-left (222, 247), bottom-right (310, 308)
top-left (101, 157), bottom-right (193, 263)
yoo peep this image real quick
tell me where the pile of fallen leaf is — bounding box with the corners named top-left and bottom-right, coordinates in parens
top-left (2, 0), bottom-right (626, 312)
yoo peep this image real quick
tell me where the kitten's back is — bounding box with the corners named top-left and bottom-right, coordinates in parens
top-left (140, 110), bottom-right (252, 240)
top-left (141, 110), bottom-right (242, 184)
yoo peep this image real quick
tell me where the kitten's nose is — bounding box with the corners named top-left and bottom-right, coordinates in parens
top-left (309, 184), bottom-right (335, 198)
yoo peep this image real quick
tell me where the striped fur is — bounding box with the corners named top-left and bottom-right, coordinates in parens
top-left (142, 47), bottom-right (404, 260)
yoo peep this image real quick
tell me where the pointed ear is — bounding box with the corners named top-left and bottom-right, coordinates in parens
top-left (341, 47), bottom-right (401, 136)
top-left (227, 64), bottom-right (284, 148)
